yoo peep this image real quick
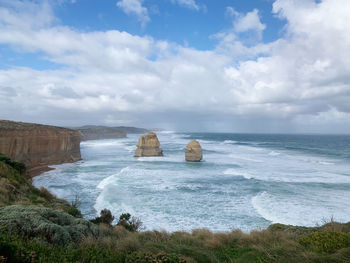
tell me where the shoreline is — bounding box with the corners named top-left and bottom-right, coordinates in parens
top-left (27, 158), bottom-right (83, 179)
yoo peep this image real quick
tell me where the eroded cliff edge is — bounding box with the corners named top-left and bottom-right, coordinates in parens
top-left (0, 120), bottom-right (81, 177)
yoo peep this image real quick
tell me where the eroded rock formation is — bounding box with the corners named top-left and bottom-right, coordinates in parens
top-left (134, 132), bottom-right (163, 157)
top-left (0, 120), bottom-right (81, 177)
top-left (185, 140), bottom-right (202, 162)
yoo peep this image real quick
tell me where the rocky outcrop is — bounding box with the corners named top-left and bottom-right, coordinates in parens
top-left (0, 120), bottom-right (81, 177)
top-left (134, 132), bottom-right (163, 157)
top-left (77, 126), bottom-right (127, 141)
top-left (185, 140), bottom-right (202, 162)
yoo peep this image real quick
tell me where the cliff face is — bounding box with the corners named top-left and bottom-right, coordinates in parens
top-left (0, 120), bottom-right (81, 176)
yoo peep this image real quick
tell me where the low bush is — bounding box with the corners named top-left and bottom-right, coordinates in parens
top-left (299, 231), bottom-right (350, 253)
top-left (0, 205), bottom-right (99, 246)
top-left (91, 209), bottom-right (115, 225)
top-left (0, 230), bottom-right (125, 263)
top-left (0, 154), bottom-right (25, 174)
top-left (117, 213), bottom-right (142, 232)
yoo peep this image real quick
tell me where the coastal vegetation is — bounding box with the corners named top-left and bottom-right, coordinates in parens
top-left (0, 155), bottom-right (350, 262)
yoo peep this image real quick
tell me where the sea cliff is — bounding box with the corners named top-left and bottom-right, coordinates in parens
top-left (75, 125), bottom-right (149, 141)
top-left (0, 120), bottom-right (81, 177)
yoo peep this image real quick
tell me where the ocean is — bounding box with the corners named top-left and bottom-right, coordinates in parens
top-left (33, 132), bottom-right (350, 232)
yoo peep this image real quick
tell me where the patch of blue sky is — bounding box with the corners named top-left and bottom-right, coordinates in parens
top-left (0, 45), bottom-right (62, 70)
top-left (54, 0), bottom-right (287, 51)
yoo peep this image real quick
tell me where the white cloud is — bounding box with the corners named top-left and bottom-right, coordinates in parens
top-left (170, 0), bottom-right (201, 11)
top-left (116, 0), bottom-right (150, 26)
top-left (225, 7), bottom-right (266, 40)
top-left (0, 0), bottom-right (350, 132)
top-left (0, 0), bottom-right (55, 29)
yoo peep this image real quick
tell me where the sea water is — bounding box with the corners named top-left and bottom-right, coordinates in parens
top-left (33, 132), bottom-right (350, 232)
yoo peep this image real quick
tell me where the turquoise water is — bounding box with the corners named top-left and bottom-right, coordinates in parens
top-left (33, 132), bottom-right (350, 232)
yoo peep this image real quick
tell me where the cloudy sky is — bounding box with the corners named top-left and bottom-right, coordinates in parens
top-left (0, 0), bottom-right (350, 133)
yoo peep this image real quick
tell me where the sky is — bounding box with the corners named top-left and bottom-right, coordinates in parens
top-left (0, 0), bottom-right (350, 133)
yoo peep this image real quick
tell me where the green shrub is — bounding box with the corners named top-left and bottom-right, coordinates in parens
top-left (117, 213), bottom-right (143, 232)
top-left (126, 252), bottom-right (187, 263)
top-left (66, 205), bottom-right (83, 218)
top-left (0, 205), bottom-right (99, 246)
top-left (39, 187), bottom-right (55, 201)
top-left (0, 154), bottom-right (25, 174)
top-left (299, 231), bottom-right (350, 253)
top-left (90, 209), bottom-right (115, 225)
top-left (213, 247), bottom-right (268, 263)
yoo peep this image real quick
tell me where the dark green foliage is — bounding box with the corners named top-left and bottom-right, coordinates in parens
top-left (213, 247), bottom-right (268, 263)
top-left (299, 231), bottom-right (350, 253)
top-left (38, 187), bottom-right (55, 201)
top-left (0, 158), bottom-right (82, 217)
top-left (0, 230), bottom-right (125, 263)
top-left (117, 213), bottom-right (142, 232)
top-left (0, 154), bottom-right (25, 174)
top-left (66, 205), bottom-right (83, 218)
top-left (0, 205), bottom-right (99, 246)
top-left (90, 209), bottom-right (115, 225)
top-left (67, 194), bottom-right (83, 218)
top-left (268, 223), bottom-right (320, 235)
top-left (126, 252), bottom-right (187, 263)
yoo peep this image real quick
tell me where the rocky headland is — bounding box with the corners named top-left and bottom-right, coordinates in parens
top-left (76, 126), bottom-right (127, 141)
top-left (134, 132), bottom-right (163, 157)
top-left (75, 125), bottom-right (149, 141)
top-left (0, 120), bottom-right (81, 177)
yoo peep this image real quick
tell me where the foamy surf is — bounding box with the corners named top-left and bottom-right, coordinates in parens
top-left (33, 132), bottom-right (350, 232)
top-left (252, 190), bottom-right (350, 226)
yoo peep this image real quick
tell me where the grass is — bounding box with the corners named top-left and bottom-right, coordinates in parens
top-left (0, 155), bottom-right (80, 217)
top-left (2, 222), bottom-right (350, 262)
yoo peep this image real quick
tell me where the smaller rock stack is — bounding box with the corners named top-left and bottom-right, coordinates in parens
top-left (134, 132), bottom-right (163, 157)
top-left (185, 140), bottom-right (203, 162)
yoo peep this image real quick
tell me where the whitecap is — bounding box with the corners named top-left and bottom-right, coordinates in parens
top-left (223, 168), bottom-right (253, 179)
top-left (268, 151), bottom-right (281, 156)
top-left (223, 140), bottom-right (237, 144)
top-left (318, 161), bottom-right (335, 165)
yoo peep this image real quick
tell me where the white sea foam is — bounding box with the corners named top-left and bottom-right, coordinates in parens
top-left (223, 140), bottom-right (237, 144)
top-left (252, 190), bottom-right (350, 226)
top-left (318, 161), bottom-right (335, 165)
top-left (81, 140), bottom-right (125, 147)
top-left (33, 132), bottom-right (350, 232)
top-left (159, 130), bottom-right (175, 134)
top-left (136, 155), bottom-right (183, 163)
top-left (228, 154), bottom-right (264, 163)
top-left (223, 168), bottom-right (253, 179)
top-left (97, 172), bottom-right (120, 190)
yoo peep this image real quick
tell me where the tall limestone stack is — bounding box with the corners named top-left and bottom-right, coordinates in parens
top-left (185, 140), bottom-right (202, 162)
top-left (134, 132), bottom-right (163, 157)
